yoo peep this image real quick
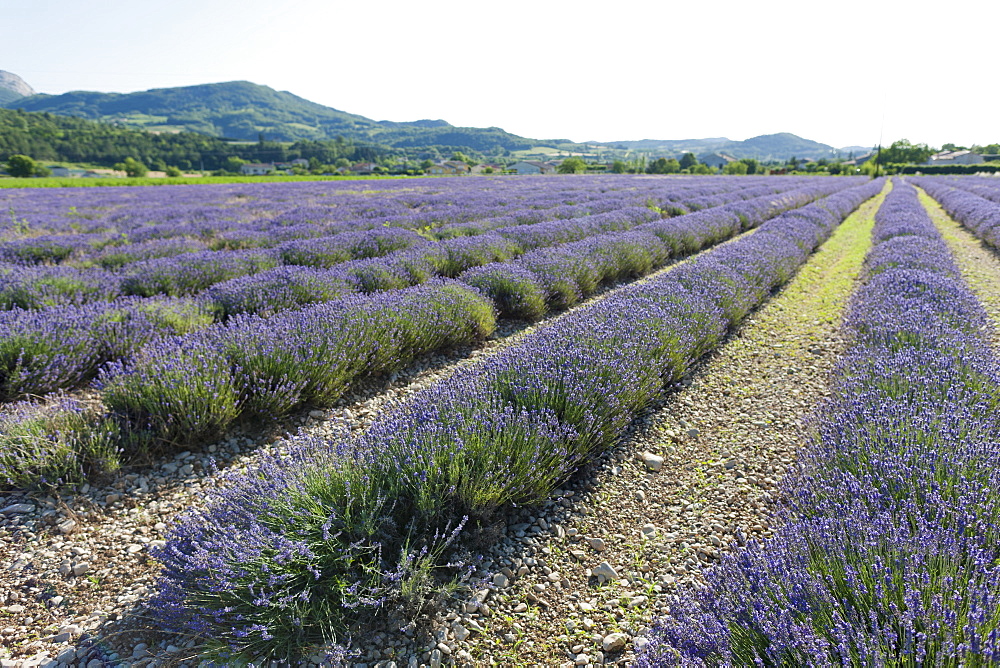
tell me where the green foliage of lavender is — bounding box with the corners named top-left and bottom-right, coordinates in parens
top-left (98, 281), bottom-right (496, 455)
top-left (0, 398), bottom-right (119, 488)
top-left (636, 181), bottom-right (1000, 665)
top-left (147, 180), bottom-right (882, 662)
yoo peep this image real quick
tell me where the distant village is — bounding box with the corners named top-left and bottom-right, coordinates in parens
top-left (237, 159), bottom-right (560, 177)
top-left (26, 148), bottom-right (1000, 180)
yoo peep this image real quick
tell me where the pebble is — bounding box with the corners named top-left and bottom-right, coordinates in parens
top-left (586, 537), bottom-right (606, 552)
top-left (1, 503), bottom-right (34, 515)
top-left (593, 562), bottom-right (619, 583)
top-left (602, 632), bottom-right (628, 652)
top-left (640, 451), bottom-right (664, 471)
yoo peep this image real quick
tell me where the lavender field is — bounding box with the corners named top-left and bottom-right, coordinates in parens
top-left (2, 174), bottom-right (999, 667)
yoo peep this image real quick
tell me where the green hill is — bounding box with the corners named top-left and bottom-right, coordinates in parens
top-left (6, 80), bottom-right (535, 153)
top-left (593, 132), bottom-right (840, 161)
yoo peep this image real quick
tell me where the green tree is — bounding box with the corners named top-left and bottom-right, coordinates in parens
top-left (740, 158), bottom-right (759, 175)
top-left (647, 157), bottom-right (680, 174)
top-left (880, 139), bottom-right (933, 165)
top-left (557, 157), bottom-right (587, 174)
top-left (164, 165), bottom-right (183, 177)
top-left (451, 151), bottom-right (477, 167)
top-left (5, 154), bottom-right (41, 177)
top-left (223, 156), bottom-right (248, 173)
top-left (611, 160), bottom-right (627, 174)
top-left (723, 161), bottom-right (748, 175)
top-left (692, 163), bottom-right (714, 175)
top-left (114, 157), bottom-right (149, 177)
top-left (679, 152), bottom-right (698, 170)
top-left (420, 159), bottom-right (434, 172)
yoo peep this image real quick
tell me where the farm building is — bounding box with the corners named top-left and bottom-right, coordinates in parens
top-left (427, 161), bottom-right (471, 175)
top-left (924, 150), bottom-right (985, 165)
top-left (699, 153), bottom-right (739, 169)
top-left (509, 160), bottom-right (557, 175)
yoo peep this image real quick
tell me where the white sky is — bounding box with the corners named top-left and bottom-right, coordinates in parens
top-left (3, 0), bottom-right (998, 150)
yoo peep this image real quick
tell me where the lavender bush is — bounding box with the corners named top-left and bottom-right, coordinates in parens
top-left (147, 180), bottom-right (882, 662)
top-left (0, 398), bottom-right (119, 488)
top-left (636, 180), bottom-right (1000, 665)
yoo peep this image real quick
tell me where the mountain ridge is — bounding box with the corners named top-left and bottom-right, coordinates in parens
top-left (2, 72), bottom-right (860, 160)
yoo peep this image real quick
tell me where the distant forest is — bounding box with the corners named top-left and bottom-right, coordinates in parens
top-left (0, 108), bottom-right (395, 171)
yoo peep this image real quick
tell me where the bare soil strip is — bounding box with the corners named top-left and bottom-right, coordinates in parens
top-left (430, 189), bottom-right (886, 668)
top-left (918, 187), bottom-right (1000, 347)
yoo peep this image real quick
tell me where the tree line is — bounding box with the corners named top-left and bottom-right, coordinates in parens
top-left (0, 108), bottom-right (387, 173)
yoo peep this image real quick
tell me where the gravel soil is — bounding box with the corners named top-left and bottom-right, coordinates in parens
top-left (0, 188), bottom-right (904, 668)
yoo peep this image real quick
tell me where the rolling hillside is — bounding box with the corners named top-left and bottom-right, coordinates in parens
top-left (2, 71), bottom-right (865, 161)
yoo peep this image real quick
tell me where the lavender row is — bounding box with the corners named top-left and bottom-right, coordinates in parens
top-left (0, 177), bottom-right (812, 263)
top-left (0, 182), bottom-right (851, 402)
top-left (458, 181), bottom-right (853, 319)
top-left (911, 176), bottom-right (1000, 249)
top-left (145, 180), bottom-right (884, 662)
top-left (917, 175), bottom-right (1000, 205)
top-left (0, 281), bottom-right (495, 488)
top-left (636, 181), bottom-right (1000, 665)
top-left (208, 179), bottom-right (855, 319)
top-left (0, 179), bottom-right (829, 306)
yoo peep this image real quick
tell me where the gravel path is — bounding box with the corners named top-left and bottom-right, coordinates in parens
top-left (918, 187), bottom-right (1000, 348)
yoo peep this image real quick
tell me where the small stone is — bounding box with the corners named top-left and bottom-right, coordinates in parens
top-left (634, 637), bottom-right (651, 652)
top-left (492, 573), bottom-right (509, 588)
top-left (128, 544), bottom-right (144, 554)
top-left (58, 560), bottom-right (73, 576)
top-left (72, 562), bottom-right (90, 577)
top-left (428, 648), bottom-right (443, 668)
top-left (574, 653), bottom-right (590, 665)
top-left (0, 503), bottom-right (34, 515)
top-left (603, 633), bottom-right (628, 652)
top-left (513, 603), bottom-right (528, 613)
top-left (641, 524), bottom-right (657, 539)
top-left (437, 642), bottom-right (451, 655)
top-left (57, 647), bottom-right (76, 664)
top-left (640, 452), bottom-right (664, 472)
top-left (593, 562), bottom-right (619, 583)
top-left (587, 537), bottom-right (606, 552)
top-left (452, 624), bottom-right (470, 641)
top-left (57, 519), bottom-right (77, 534)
